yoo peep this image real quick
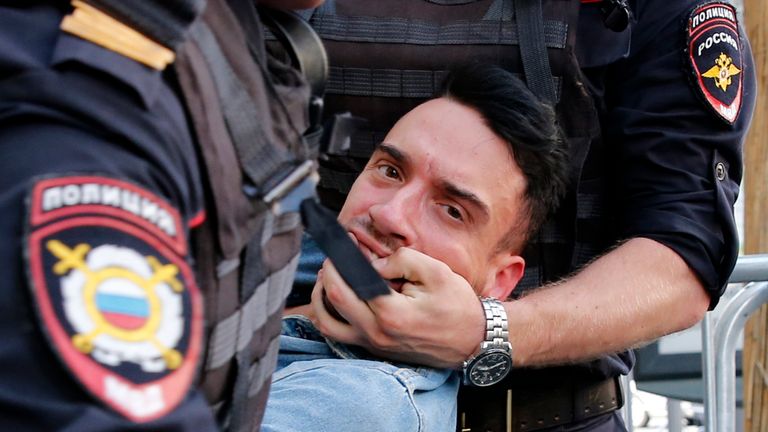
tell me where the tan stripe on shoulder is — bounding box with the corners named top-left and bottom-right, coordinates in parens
top-left (60, 0), bottom-right (175, 70)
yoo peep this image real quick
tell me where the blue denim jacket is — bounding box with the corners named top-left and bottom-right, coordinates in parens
top-left (261, 315), bottom-right (459, 432)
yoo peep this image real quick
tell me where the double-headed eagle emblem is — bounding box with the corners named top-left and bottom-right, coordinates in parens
top-left (702, 53), bottom-right (741, 91)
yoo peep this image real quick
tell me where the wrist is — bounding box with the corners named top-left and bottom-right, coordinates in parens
top-left (466, 296), bottom-right (486, 360)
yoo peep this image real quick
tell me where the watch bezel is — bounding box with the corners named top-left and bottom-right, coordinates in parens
top-left (465, 347), bottom-right (513, 387)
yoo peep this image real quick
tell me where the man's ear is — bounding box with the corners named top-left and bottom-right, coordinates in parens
top-left (479, 254), bottom-right (525, 300)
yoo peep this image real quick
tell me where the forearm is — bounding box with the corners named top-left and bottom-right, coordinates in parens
top-left (313, 237), bottom-right (712, 370)
top-left (506, 237), bottom-right (710, 367)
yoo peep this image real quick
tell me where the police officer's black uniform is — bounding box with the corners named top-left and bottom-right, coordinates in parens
top-left (0, 2), bottom-right (215, 429)
top-left (0, 0), bottom-right (317, 430)
top-left (296, 0), bottom-right (757, 430)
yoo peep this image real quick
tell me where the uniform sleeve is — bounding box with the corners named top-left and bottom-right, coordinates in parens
top-left (0, 5), bottom-right (216, 429)
top-left (0, 123), bottom-right (217, 431)
top-left (605, 0), bottom-right (756, 307)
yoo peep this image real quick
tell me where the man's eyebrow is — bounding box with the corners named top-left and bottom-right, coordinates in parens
top-left (376, 142), bottom-right (490, 220)
top-left (376, 142), bottom-right (408, 164)
top-left (439, 180), bottom-right (490, 221)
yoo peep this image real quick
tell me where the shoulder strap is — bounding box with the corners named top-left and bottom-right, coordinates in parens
top-left (187, 6), bottom-right (312, 204)
top-left (514, 0), bottom-right (557, 104)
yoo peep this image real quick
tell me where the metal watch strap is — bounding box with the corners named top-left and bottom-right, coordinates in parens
top-left (481, 298), bottom-right (511, 352)
top-left (463, 297), bottom-right (513, 386)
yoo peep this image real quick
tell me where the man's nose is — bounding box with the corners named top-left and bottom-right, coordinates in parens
top-left (368, 186), bottom-right (419, 244)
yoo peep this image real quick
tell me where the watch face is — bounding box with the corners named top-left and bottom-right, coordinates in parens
top-left (468, 351), bottom-right (512, 387)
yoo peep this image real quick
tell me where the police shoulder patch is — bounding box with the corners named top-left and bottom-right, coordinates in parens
top-left (685, 1), bottom-right (744, 125)
top-left (25, 175), bottom-right (203, 422)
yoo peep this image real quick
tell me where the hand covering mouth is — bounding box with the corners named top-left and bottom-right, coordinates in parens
top-left (348, 230), bottom-right (405, 292)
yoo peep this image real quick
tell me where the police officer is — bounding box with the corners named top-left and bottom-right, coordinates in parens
top-left (303, 0), bottom-right (757, 430)
top-left (0, 0), bottom-right (322, 430)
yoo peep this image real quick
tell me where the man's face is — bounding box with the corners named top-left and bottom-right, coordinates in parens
top-left (337, 98), bottom-right (527, 296)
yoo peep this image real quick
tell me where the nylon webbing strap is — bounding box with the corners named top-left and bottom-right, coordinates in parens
top-left (228, 256), bottom-right (296, 432)
top-left (229, 350), bottom-right (254, 432)
top-left (300, 199), bottom-right (390, 300)
top-left (307, 13), bottom-right (567, 48)
top-left (514, 0), bottom-right (557, 104)
top-left (327, 67), bottom-right (449, 98)
top-left (317, 166), bottom-right (359, 194)
top-left (190, 21), bottom-right (297, 199)
top-left (247, 335), bottom-right (281, 398)
top-left (483, 0), bottom-right (515, 21)
top-left (326, 66), bottom-right (562, 101)
top-left (205, 256), bottom-right (299, 370)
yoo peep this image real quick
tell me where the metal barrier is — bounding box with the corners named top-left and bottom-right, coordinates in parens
top-left (702, 254), bottom-right (768, 431)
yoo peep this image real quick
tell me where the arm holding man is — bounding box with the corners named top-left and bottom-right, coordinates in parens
top-left (316, 235), bottom-right (706, 369)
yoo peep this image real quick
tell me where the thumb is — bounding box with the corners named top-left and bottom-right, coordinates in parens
top-left (370, 255), bottom-right (404, 280)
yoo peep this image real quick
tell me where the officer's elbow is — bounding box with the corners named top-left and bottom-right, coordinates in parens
top-left (677, 283), bottom-right (711, 331)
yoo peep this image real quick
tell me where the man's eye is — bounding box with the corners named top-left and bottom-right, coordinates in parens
top-left (376, 164), bottom-right (400, 180)
top-left (443, 204), bottom-right (464, 221)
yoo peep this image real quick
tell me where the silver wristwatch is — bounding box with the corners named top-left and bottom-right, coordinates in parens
top-left (462, 297), bottom-right (513, 387)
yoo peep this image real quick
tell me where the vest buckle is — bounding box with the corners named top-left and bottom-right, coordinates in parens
top-left (263, 160), bottom-right (319, 214)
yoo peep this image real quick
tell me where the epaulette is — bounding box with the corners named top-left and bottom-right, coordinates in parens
top-left (60, 0), bottom-right (175, 70)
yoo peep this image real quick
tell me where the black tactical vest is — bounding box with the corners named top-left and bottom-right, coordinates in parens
top-left (173, 1), bottom-right (316, 430)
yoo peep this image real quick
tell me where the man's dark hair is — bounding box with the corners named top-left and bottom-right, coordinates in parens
top-left (440, 63), bottom-right (568, 252)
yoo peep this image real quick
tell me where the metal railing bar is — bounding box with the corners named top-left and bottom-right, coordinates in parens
top-left (728, 254), bottom-right (768, 283)
top-left (714, 281), bottom-right (768, 432)
top-left (700, 255), bottom-right (768, 431)
top-left (702, 314), bottom-right (717, 431)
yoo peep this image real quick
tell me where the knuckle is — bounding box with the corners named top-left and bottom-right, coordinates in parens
top-left (324, 283), bottom-right (345, 305)
top-left (377, 308), bottom-right (404, 333)
top-left (369, 331), bottom-right (395, 351)
top-left (432, 259), bottom-right (452, 276)
top-left (322, 281), bottom-right (336, 296)
top-left (392, 247), bottom-right (409, 261)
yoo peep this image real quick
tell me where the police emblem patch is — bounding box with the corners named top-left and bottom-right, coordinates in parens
top-left (685, 1), bottom-right (743, 125)
top-left (25, 176), bottom-right (202, 422)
